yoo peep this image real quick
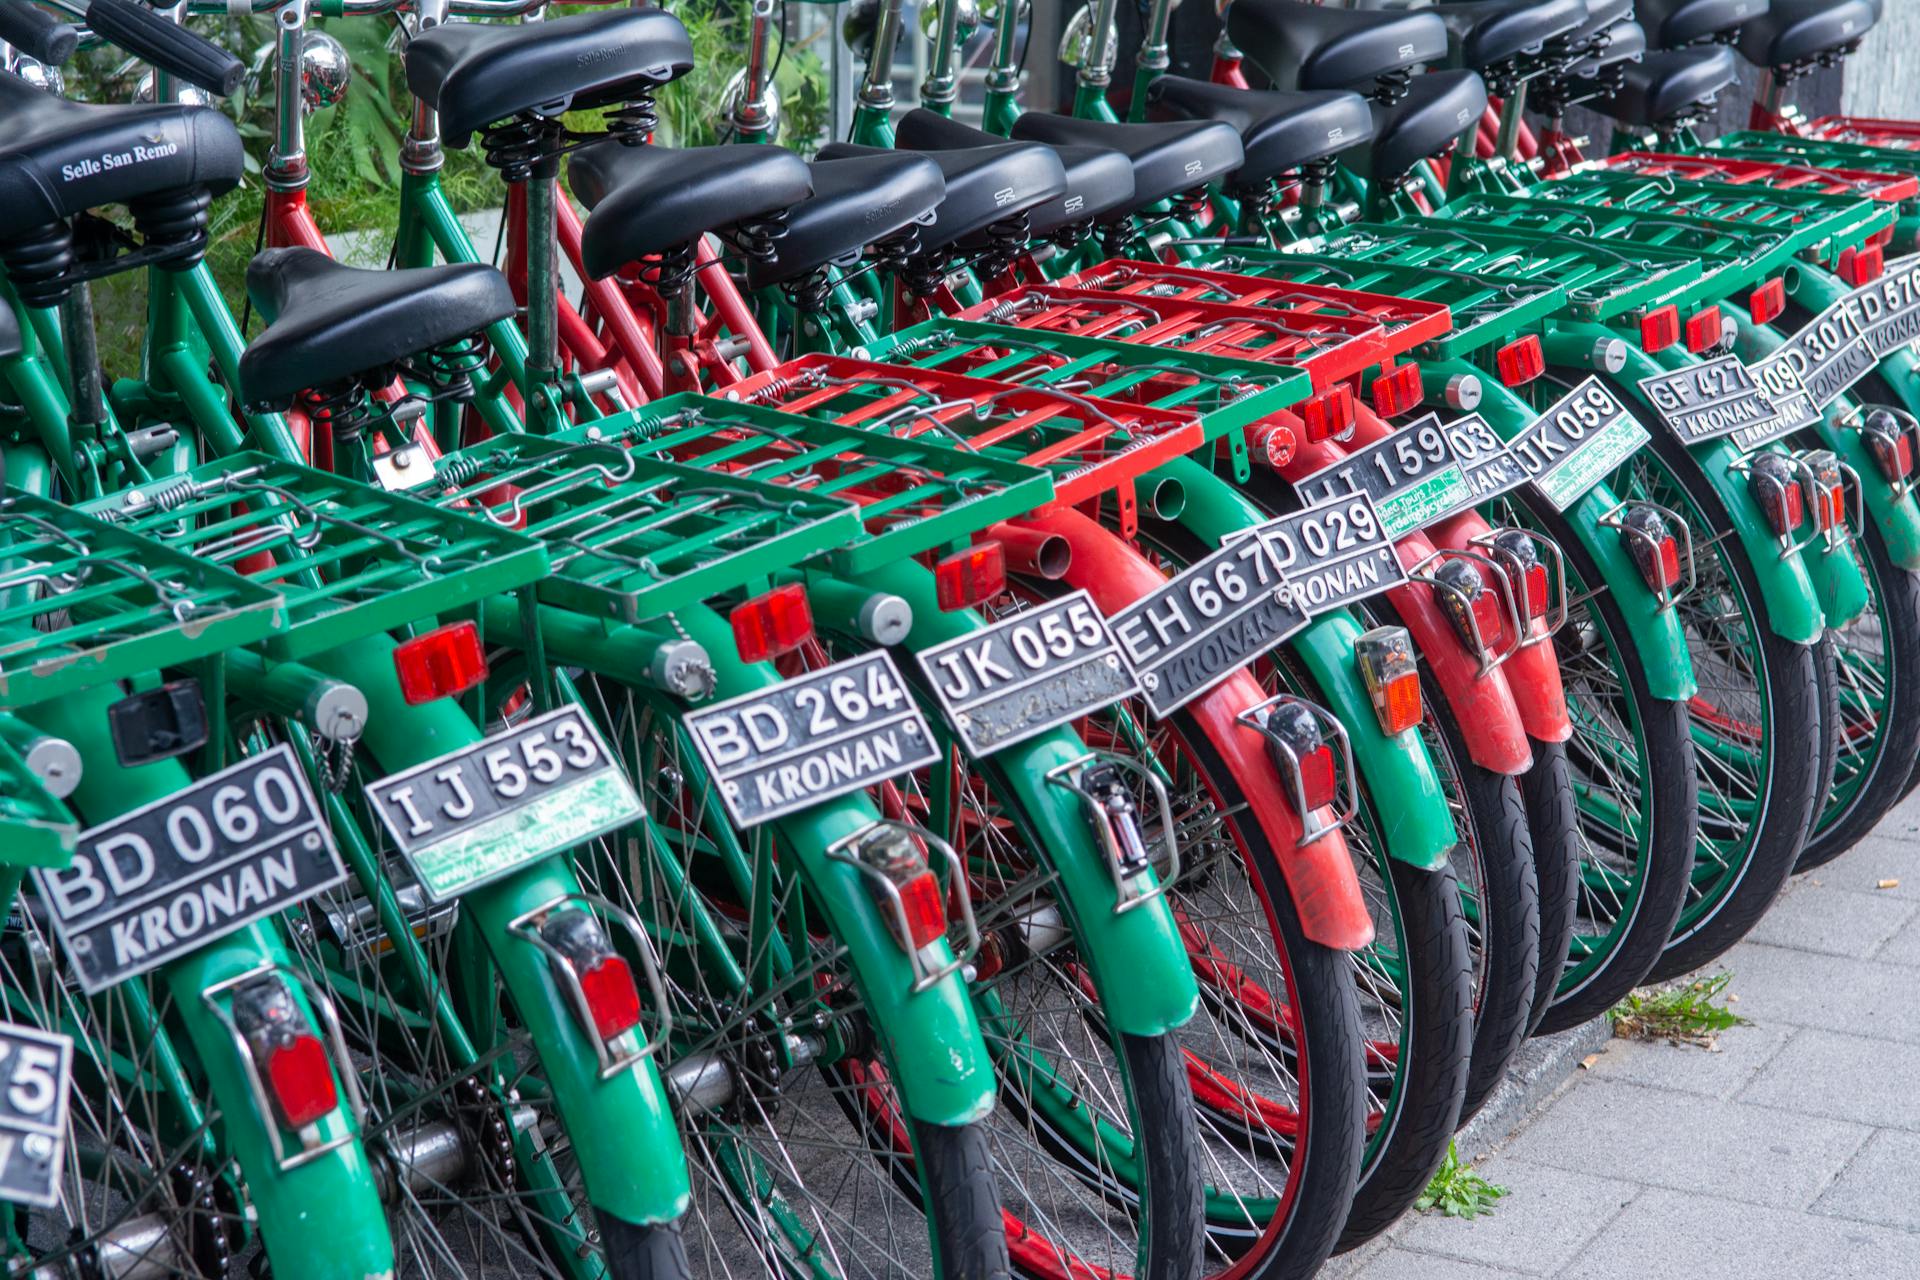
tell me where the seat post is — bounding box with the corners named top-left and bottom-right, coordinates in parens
top-left (919, 0), bottom-right (962, 116)
top-left (523, 153), bottom-right (564, 429)
top-left (402, 0), bottom-right (450, 179)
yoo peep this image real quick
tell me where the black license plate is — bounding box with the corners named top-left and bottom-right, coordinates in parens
top-left (1508, 377), bottom-right (1650, 511)
top-left (916, 590), bottom-right (1140, 754)
top-left (1736, 351), bottom-right (1821, 450)
top-left (684, 651), bottom-right (940, 828)
top-left (1638, 355), bottom-right (1781, 445)
top-left (0, 1024), bottom-right (70, 1209)
top-left (366, 705), bottom-right (643, 902)
top-left (36, 745), bottom-right (345, 995)
top-left (1778, 297), bottom-right (1880, 409)
top-left (1441, 413), bottom-right (1531, 501)
top-left (1294, 413), bottom-right (1475, 538)
top-left (1255, 492), bottom-right (1407, 615)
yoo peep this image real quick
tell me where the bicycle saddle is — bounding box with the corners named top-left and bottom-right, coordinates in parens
top-left (1007, 112), bottom-right (1241, 221)
top-left (897, 110), bottom-right (1135, 238)
top-left (568, 142), bottom-right (814, 279)
top-left (744, 151), bottom-right (945, 291)
top-left (1601, 45), bottom-right (1738, 127)
top-left (1736, 0), bottom-right (1878, 69)
top-left (1146, 78), bottom-right (1373, 188)
top-left (1570, 20), bottom-right (1648, 84)
top-left (1409, 0), bottom-right (1589, 78)
top-left (0, 74), bottom-right (243, 242)
top-left (405, 8), bottom-right (694, 148)
top-left (1636, 0), bottom-right (1762, 50)
top-left (238, 248), bottom-right (516, 408)
top-left (1361, 69), bottom-right (1489, 189)
top-left (818, 135), bottom-right (1066, 257)
top-left (1227, 0), bottom-right (1448, 96)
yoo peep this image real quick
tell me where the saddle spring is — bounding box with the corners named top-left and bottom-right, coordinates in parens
top-left (605, 89), bottom-right (661, 144)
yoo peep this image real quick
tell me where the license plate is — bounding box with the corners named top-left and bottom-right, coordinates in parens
top-left (1777, 296), bottom-right (1879, 409)
top-left (366, 706), bottom-right (643, 903)
top-left (1255, 492), bottom-right (1407, 615)
top-left (1637, 355), bottom-right (1781, 445)
top-left (35, 745), bottom-right (347, 995)
top-left (1441, 413), bottom-right (1531, 501)
top-left (1736, 351), bottom-right (1821, 450)
top-left (1294, 413), bottom-right (1475, 538)
top-left (916, 591), bottom-right (1140, 754)
top-left (0, 1025), bottom-right (70, 1208)
top-left (1509, 377), bottom-right (1650, 511)
top-left (1857, 253), bottom-right (1920, 358)
top-left (684, 651), bottom-right (940, 828)
top-left (1109, 538), bottom-right (1307, 718)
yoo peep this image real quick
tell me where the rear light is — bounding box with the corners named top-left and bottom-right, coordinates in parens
top-left (232, 976), bottom-right (338, 1130)
top-left (1860, 407), bottom-right (1918, 485)
top-left (934, 541), bottom-right (1007, 611)
top-left (1262, 699), bottom-right (1338, 812)
top-left (1353, 626), bottom-right (1422, 736)
top-left (1749, 277), bottom-right (1786, 326)
top-left (1840, 243), bottom-right (1885, 287)
top-left (1371, 362), bottom-right (1425, 418)
top-left (1432, 557), bottom-right (1506, 657)
top-left (1495, 336), bottom-right (1545, 388)
top-left (1300, 385), bottom-right (1356, 443)
top-left (1640, 305), bottom-right (1681, 353)
top-left (1490, 529), bottom-right (1550, 622)
top-left (1802, 449), bottom-right (1846, 532)
top-left (731, 583), bottom-right (813, 662)
top-left (393, 621), bottom-right (488, 706)
top-left (540, 910), bottom-right (645, 1042)
top-left (1746, 451), bottom-right (1805, 537)
top-left (852, 828), bottom-right (948, 951)
top-left (1620, 504), bottom-right (1682, 594)
top-left (1685, 306), bottom-right (1724, 354)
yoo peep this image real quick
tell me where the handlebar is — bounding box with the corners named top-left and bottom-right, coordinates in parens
top-left (0, 2), bottom-right (79, 66)
top-left (85, 0), bottom-right (244, 95)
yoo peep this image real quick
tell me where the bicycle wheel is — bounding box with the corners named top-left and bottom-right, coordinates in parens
top-left (1517, 738), bottom-right (1580, 1038)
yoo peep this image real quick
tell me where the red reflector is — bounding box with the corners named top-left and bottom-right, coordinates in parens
top-left (1298, 743), bottom-right (1337, 812)
top-left (264, 1036), bottom-right (337, 1129)
top-left (1841, 243), bottom-right (1885, 287)
top-left (934, 541), bottom-right (1007, 611)
top-left (1300, 385), bottom-right (1356, 442)
top-left (1523, 562), bottom-right (1549, 620)
top-left (1640, 305), bottom-right (1681, 353)
top-left (393, 621), bottom-right (488, 706)
top-left (1817, 483), bottom-right (1844, 530)
top-left (896, 870), bottom-right (948, 950)
top-left (1685, 307), bottom-right (1723, 354)
top-left (1371, 363), bottom-right (1424, 418)
top-left (578, 954), bottom-right (644, 1041)
top-left (1750, 278), bottom-right (1786, 326)
top-left (731, 583), bottom-right (814, 663)
top-left (1495, 336), bottom-right (1545, 388)
top-left (1376, 673), bottom-right (1423, 735)
top-left (1469, 584), bottom-right (1506, 653)
top-left (1658, 537), bottom-right (1681, 588)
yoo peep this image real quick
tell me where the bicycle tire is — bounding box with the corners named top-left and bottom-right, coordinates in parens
top-left (1518, 738), bottom-right (1580, 1039)
top-left (599, 1216), bottom-right (696, 1280)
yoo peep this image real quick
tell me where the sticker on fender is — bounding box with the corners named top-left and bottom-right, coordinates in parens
top-left (684, 651), bottom-right (939, 828)
top-left (1257, 492), bottom-right (1407, 615)
top-left (915, 591), bottom-right (1140, 754)
top-left (1637, 355), bottom-right (1780, 444)
top-left (366, 706), bottom-right (643, 902)
top-left (1509, 377), bottom-right (1649, 511)
top-left (0, 1024), bottom-right (70, 1208)
top-left (35, 745), bottom-right (347, 995)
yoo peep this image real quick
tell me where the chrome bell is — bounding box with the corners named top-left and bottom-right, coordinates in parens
top-left (299, 29), bottom-right (352, 114)
top-left (918, 0), bottom-right (981, 42)
top-left (1057, 4), bottom-right (1118, 73)
top-left (11, 58), bottom-right (62, 95)
top-left (719, 66), bottom-right (782, 141)
top-left (842, 0), bottom-right (881, 61)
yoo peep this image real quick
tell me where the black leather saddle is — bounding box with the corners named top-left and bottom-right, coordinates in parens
top-left (1147, 78), bottom-right (1373, 188)
top-left (1599, 46), bottom-right (1738, 128)
top-left (0, 74), bottom-right (244, 242)
top-left (567, 143), bottom-right (813, 279)
top-left (1564, 20), bottom-right (1648, 98)
top-left (1228, 0), bottom-right (1448, 97)
top-left (406, 8), bottom-right (694, 148)
top-left (239, 248), bottom-right (516, 407)
top-left (818, 132), bottom-right (1066, 258)
top-left (1362, 69), bottom-right (1489, 188)
top-left (744, 152), bottom-right (946, 291)
top-left (1736, 0), bottom-right (1879, 69)
top-left (1009, 111), bottom-right (1245, 223)
top-left (898, 110), bottom-right (1135, 237)
top-left (1418, 0), bottom-right (1589, 86)
top-left (1636, 0), bottom-right (1763, 50)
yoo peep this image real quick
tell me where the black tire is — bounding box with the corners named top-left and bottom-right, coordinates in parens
top-left (1631, 424), bottom-right (1823, 984)
top-left (599, 1215), bottom-right (695, 1280)
top-left (914, 1120), bottom-right (1014, 1280)
top-left (1124, 1033), bottom-right (1206, 1280)
top-left (1518, 738), bottom-right (1580, 1039)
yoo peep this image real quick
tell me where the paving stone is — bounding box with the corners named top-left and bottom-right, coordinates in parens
top-left (1812, 1129), bottom-right (1920, 1232)
top-left (1702, 942), bottom-right (1920, 1045)
top-left (1583, 1020), bottom-right (1793, 1100)
top-left (1501, 1079), bottom-right (1872, 1209)
top-left (1807, 835), bottom-right (1920, 900)
top-left (1871, 905), bottom-right (1920, 967)
top-left (1745, 880), bottom-right (1917, 959)
top-left (1352, 1247), bottom-right (1531, 1279)
top-left (1739, 1027), bottom-right (1920, 1131)
top-left (1571, 1186), bottom-right (1920, 1279)
top-left (1390, 1159), bottom-right (1638, 1276)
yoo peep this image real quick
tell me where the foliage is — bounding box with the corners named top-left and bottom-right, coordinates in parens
top-left (650, 0), bottom-right (830, 152)
top-left (1416, 1142), bottom-right (1509, 1220)
top-left (1610, 972), bottom-right (1748, 1048)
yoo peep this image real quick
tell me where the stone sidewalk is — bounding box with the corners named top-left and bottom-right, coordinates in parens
top-left (1337, 788), bottom-right (1920, 1280)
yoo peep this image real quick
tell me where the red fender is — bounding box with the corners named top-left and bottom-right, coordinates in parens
top-left (1006, 508), bottom-right (1376, 952)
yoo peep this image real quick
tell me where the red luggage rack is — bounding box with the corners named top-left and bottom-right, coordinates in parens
top-left (1806, 115), bottom-right (1920, 153)
top-left (1595, 151), bottom-right (1918, 203)
top-left (722, 352), bottom-right (1206, 538)
top-left (957, 261), bottom-right (1453, 392)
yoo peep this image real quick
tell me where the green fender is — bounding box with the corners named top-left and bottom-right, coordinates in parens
top-left (1564, 322), bottom-right (1828, 645)
top-left (1146, 454), bottom-right (1459, 869)
top-left (1427, 362), bottom-right (1700, 702)
top-left (21, 687), bottom-right (398, 1280)
top-left (523, 603), bottom-right (1002, 1128)
top-left (836, 559), bottom-right (1202, 1034)
top-left (303, 633), bottom-right (694, 1226)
